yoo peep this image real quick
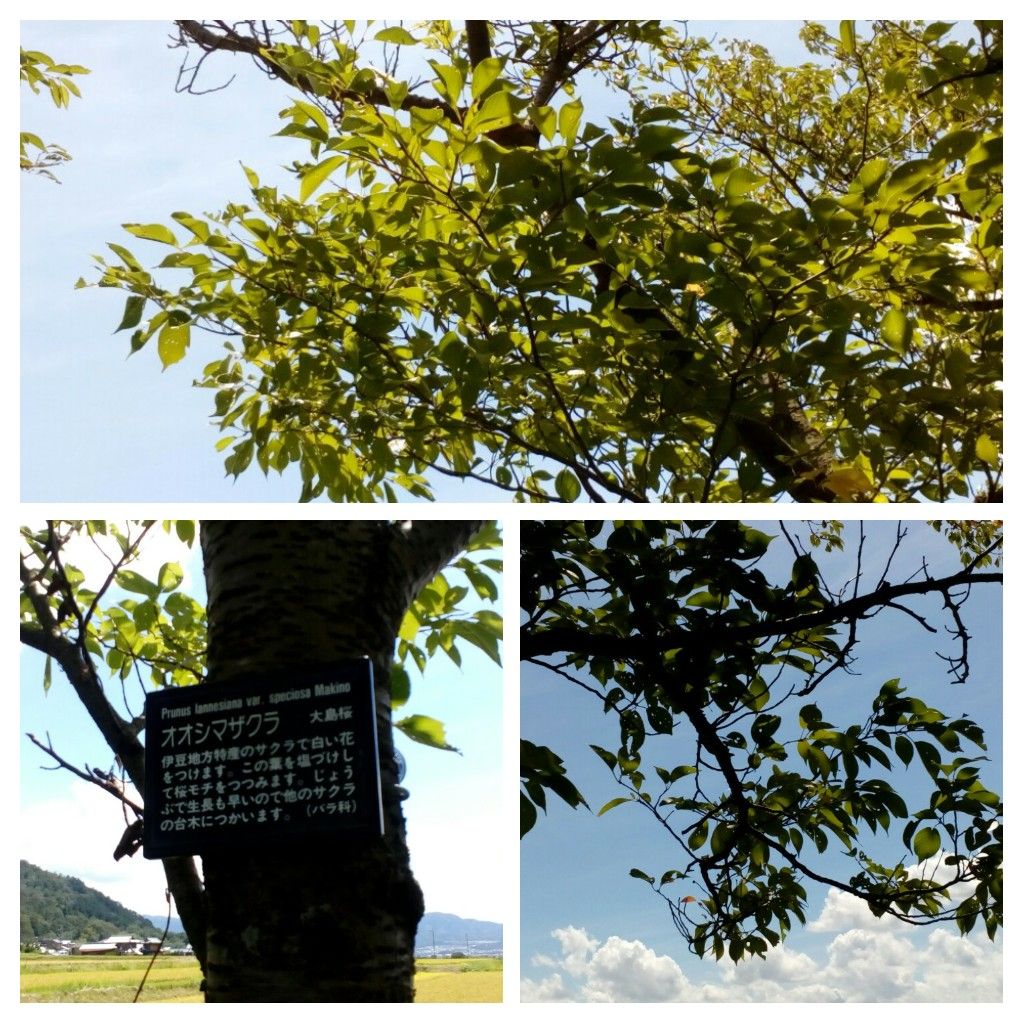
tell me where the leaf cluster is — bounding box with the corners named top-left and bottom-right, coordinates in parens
top-left (20, 47), bottom-right (89, 182)
top-left (90, 19), bottom-right (1000, 502)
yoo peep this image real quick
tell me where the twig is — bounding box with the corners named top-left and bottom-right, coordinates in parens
top-left (25, 732), bottom-right (144, 816)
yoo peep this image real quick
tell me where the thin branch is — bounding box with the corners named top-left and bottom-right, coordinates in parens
top-left (917, 58), bottom-right (1002, 99)
top-left (522, 567), bottom-right (1002, 661)
top-left (26, 732), bottom-right (144, 816)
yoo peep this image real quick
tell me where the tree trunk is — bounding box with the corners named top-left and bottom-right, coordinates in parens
top-left (196, 520), bottom-right (479, 1002)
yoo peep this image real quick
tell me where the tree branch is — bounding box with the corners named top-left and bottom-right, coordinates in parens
top-left (26, 732), bottom-right (145, 816)
top-left (522, 568), bottom-right (1002, 661)
top-left (393, 520), bottom-right (485, 594)
top-left (176, 20), bottom-right (461, 122)
top-left (917, 57), bottom-right (1002, 98)
top-left (465, 22), bottom-right (491, 68)
top-left (20, 556), bottom-right (145, 783)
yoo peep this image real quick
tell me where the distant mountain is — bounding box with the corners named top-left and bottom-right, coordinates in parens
top-left (415, 912), bottom-right (502, 956)
top-left (22, 860), bottom-right (499, 956)
top-left (20, 861), bottom-right (185, 945)
top-left (145, 913), bottom-right (185, 933)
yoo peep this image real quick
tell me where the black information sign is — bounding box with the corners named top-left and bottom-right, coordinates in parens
top-left (143, 660), bottom-right (383, 858)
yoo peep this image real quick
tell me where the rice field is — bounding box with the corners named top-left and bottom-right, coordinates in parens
top-left (20, 953), bottom-right (502, 1002)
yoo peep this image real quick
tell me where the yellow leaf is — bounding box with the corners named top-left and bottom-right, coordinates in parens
top-left (824, 465), bottom-right (873, 500)
top-left (975, 435), bottom-right (999, 465)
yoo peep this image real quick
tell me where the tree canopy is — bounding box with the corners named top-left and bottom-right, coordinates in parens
top-left (85, 20), bottom-right (1001, 502)
top-left (520, 520), bottom-right (1002, 963)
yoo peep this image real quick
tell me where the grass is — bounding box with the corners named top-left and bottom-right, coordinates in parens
top-left (415, 956), bottom-right (503, 1003)
top-left (20, 954), bottom-right (204, 1003)
top-left (20, 952), bottom-right (501, 1002)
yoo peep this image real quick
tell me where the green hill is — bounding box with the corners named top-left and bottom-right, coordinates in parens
top-left (20, 861), bottom-right (184, 945)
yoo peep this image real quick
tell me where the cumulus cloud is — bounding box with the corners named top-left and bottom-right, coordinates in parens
top-left (522, 927), bottom-right (694, 1002)
top-left (582, 935), bottom-right (694, 1002)
top-left (522, 904), bottom-right (1001, 1002)
top-left (705, 941), bottom-right (845, 1002)
top-left (810, 886), bottom-right (893, 932)
top-left (520, 973), bottom-right (575, 1002)
top-left (550, 925), bottom-right (598, 976)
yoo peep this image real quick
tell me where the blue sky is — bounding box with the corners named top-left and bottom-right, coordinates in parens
top-left (20, 19), bottom-right (829, 503)
top-left (521, 520), bottom-right (1003, 1001)
top-left (19, 522), bottom-right (505, 924)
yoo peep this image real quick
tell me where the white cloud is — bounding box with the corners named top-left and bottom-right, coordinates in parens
top-left (810, 886), bottom-right (894, 932)
top-left (520, 973), bottom-right (575, 1002)
top-left (582, 935), bottom-right (694, 1002)
top-left (522, 927), bottom-right (694, 1003)
top-left (551, 925), bottom-right (599, 977)
top-left (910, 928), bottom-right (1003, 1002)
top-left (708, 942), bottom-right (845, 1002)
top-left (522, 902), bottom-right (1002, 1003)
top-left (821, 928), bottom-right (919, 1001)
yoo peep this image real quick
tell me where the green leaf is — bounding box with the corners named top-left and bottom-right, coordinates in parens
top-left (597, 796), bottom-right (633, 816)
top-left (839, 21), bottom-right (856, 54)
top-left (390, 663), bottom-right (411, 708)
top-left (554, 469), bottom-right (582, 502)
top-left (43, 655), bottom-right (52, 694)
top-left (724, 167), bottom-right (763, 201)
top-left (856, 157), bottom-right (889, 194)
top-left (107, 242), bottom-right (143, 271)
top-left (299, 155), bottom-right (345, 202)
top-left (629, 868), bottom-right (655, 884)
top-left (913, 826), bottom-right (942, 862)
top-left (531, 104), bottom-right (556, 142)
top-left (157, 562), bottom-right (184, 592)
top-left (688, 820), bottom-right (709, 851)
top-left (429, 61), bottom-right (464, 106)
top-left (395, 714), bottom-right (459, 752)
top-left (647, 705), bottom-right (674, 734)
top-left (637, 124), bottom-right (687, 159)
top-left (398, 608), bottom-right (420, 643)
top-left (116, 570), bottom-right (160, 599)
top-left (742, 675), bottom-right (770, 712)
top-left (879, 308), bottom-right (912, 353)
top-left (472, 90), bottom-right (517, 134)
top-left (710, 822), bottom-right (733, 857)
top-left (123, 222), bottom-right (178, 246)
top-left (290, 101), bottom-right (330, 137)
top-left (520, 792), bottom-right (538, 837)
top-left (374, 26), bottom-right (417, 46)
top-left (895, 735), bottom-right (914, 767)
top-left (157, 322), bottom-right (190, 369)
top-left (558, 99), bottom-right (583, 145)
top-left (174, 521), bottom-right (196, 546)
top-left (471, 56), bottom-right (504, 99)
top-left (115, 295), bottom-right (146, 333)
